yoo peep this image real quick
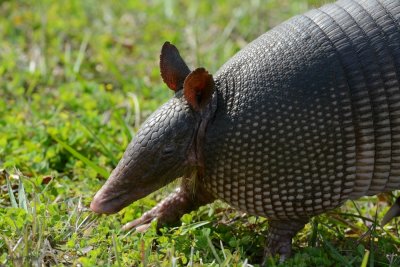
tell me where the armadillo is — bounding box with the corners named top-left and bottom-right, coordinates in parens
top-left (90, 0), bottom-right (400, 262)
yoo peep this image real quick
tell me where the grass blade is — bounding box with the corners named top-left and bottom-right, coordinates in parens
top-left (203, 229), bottom-right (222, 264)
top-left (78, 120), bottom-right (119, 166)
top-left (18, 176), bottom-right (28, 211)
top-left (4, 170), bottom-right (18, 208)
top-left (127, 92), bottom-right (141, 129)
top-left (361, 250), bottom-right (370, 267)
top-left (320, 233), bottom-right (351, 267)
top-left (114, 110), bottom-right (133, 140)
top-left (50, 134), bottom-right (110, 178)
top-left (180, 221), bottom-right (210, 235)
top-left (73, 32), bottom-right (91, 73)
top-left (112, 232), bottom-right (122, 267)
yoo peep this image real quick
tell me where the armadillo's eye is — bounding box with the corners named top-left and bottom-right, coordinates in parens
top-left (162, 145), bottom-right (175, 156)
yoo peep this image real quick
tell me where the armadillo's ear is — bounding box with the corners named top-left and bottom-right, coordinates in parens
top-left (160, 42), bottom-right (191, 91)
top-left (183, 68), bottom-right (215, 111)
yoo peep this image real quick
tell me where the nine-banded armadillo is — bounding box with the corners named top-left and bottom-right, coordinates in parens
top-left (90, 0), bottom-right (400, 262)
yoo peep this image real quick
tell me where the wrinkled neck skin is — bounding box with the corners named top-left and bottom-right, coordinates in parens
top-left (186, 91), bottom-right (218, 179)
top-left (90, 89), bottom-right (218, 215)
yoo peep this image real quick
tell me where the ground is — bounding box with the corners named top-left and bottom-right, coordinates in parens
top-left (0, 0), bottom-right (399, 266)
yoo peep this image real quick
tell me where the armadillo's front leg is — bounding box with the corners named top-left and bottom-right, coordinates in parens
top-left (262, 219), bottom-right (308, 264)
top-left (122, 180), bottom-right (215, 232)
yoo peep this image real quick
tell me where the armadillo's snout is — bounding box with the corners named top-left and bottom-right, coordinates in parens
top-left (90, 173), bottom-right (133, 215)
top-left (90, 168), bottom-right (160, 215)
top-left (90, 195), bottom-right (112, 214)
top-left (90, 187), bottom-right (126, 214)
top-left (89, 196), bottom-right (105, 214)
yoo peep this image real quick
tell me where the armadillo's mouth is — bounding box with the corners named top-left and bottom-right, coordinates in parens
top-left (91, 157), bottom-right (185, 215)
top-left (90, 186), bottom-right (153, 214)
top-left (90, 169), bottom-right (178, 214)
top-left (90, 192), bottom-right (130, 214)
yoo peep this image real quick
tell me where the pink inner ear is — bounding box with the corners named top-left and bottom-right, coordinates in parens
top-left (160, 42), bottom-right (190, 91)
top-left (183, 68), bottom-right (215, 111)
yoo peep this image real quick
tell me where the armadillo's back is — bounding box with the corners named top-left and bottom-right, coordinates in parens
top-left (203, 0), bottom-right (400, 220)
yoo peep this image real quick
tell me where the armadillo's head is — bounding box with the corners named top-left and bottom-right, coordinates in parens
top-left (90, 42), bottom-right (216, 214)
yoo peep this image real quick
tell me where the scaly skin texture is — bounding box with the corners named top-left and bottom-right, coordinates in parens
top-left (204, 0), bottom-right (400, 227)
top-left (91, 0), bottom-right (400, 263)
top-left (263, 219), bottom-right (308, 263)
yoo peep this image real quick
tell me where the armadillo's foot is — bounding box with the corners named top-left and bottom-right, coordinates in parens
top-left (262, 219), bottom-right (308, 265)
top-left (122, 182), bottom-right (214, 232)
top-left (381, 196), bottom-right (400, 227)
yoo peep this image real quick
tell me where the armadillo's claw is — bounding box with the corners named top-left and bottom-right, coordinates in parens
top-left (121, 198), bottom-right (168, 232)
top-left (381, 196), bottom-right (400, 227)
top-left (122, 185), bottom-right (215, 233)
top-left (122, 220), bottom-right (152, 233)
top-left (122, 212), bottom-right (154, 232)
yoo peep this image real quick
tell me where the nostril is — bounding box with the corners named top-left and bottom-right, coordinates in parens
top-left (90, 189), bottom-right (130, 215)
top-left (90, 190), bottom-right (110, 214)
top-left (90, 197), bottom-right (113, 214)
top-left (90, 199), bottom-right (101, 213)
top-left (90, 195), bottom-right (105, 214)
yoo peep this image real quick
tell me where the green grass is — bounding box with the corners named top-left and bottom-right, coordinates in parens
top-left (0, 0), bottom-right (399, 266)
